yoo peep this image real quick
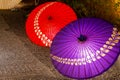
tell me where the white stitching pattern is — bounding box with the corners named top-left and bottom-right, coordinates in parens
top-left (33, 2), bottom-right (56, 47)
top-left (51, 27), bottom-right (120, 65)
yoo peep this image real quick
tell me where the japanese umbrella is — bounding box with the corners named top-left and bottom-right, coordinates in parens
top-left (50, 18), bottom-right (120, 79)
top-left (0, 0), bottom-right (21, 9)
top-left (26, 2), bottom-right (77, 47)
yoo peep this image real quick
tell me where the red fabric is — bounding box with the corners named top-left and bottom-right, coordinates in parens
top-left (26, 2), bottom-right (77, 47)
top-left (26, 2), bottom-right (50, 46)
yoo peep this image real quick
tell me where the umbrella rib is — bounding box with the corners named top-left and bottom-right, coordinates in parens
top-left (87, 44), bottom-right (105, 74)
top-left (85, 46), bottom-right (95, 77)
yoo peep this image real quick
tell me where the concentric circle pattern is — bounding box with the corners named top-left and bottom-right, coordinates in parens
top-left (26, 2), bottom-right (77, 47)
top-left (50, 18), bottom-right (120, 79)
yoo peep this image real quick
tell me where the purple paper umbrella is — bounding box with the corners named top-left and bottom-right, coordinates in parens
top-left (50, 18), bottom-right (120, 79)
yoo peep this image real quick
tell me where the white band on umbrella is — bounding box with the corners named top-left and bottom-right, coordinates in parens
top-left (51, 27), bottom-right (120, 66)
top-left (33, 2), bottom-right (56, 47)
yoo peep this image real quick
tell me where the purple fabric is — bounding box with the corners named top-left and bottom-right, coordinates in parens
top-left (50, 18), bottom-right (120, 79)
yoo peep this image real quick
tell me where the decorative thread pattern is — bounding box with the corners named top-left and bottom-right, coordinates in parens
top-left (51, 27), bottom-right (120, 66)
top-left (33, 2), bottom-right (55, 47)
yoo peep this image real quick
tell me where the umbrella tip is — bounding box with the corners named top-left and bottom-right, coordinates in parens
top-left (48, 16), bottom-right (53, 20)
top-left (78, 35), bottom-right (87, 42)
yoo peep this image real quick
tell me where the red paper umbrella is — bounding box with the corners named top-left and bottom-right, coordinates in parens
top-left (26, 2), bottom-right (77, 47)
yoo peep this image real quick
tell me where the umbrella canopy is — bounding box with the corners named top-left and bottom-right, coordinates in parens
top-left (26, 2), bottom-right (77, 47)
top-left (0, 0), bottom-right (21, 9)
top-left (50, 18), bottom-right (120, 79)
